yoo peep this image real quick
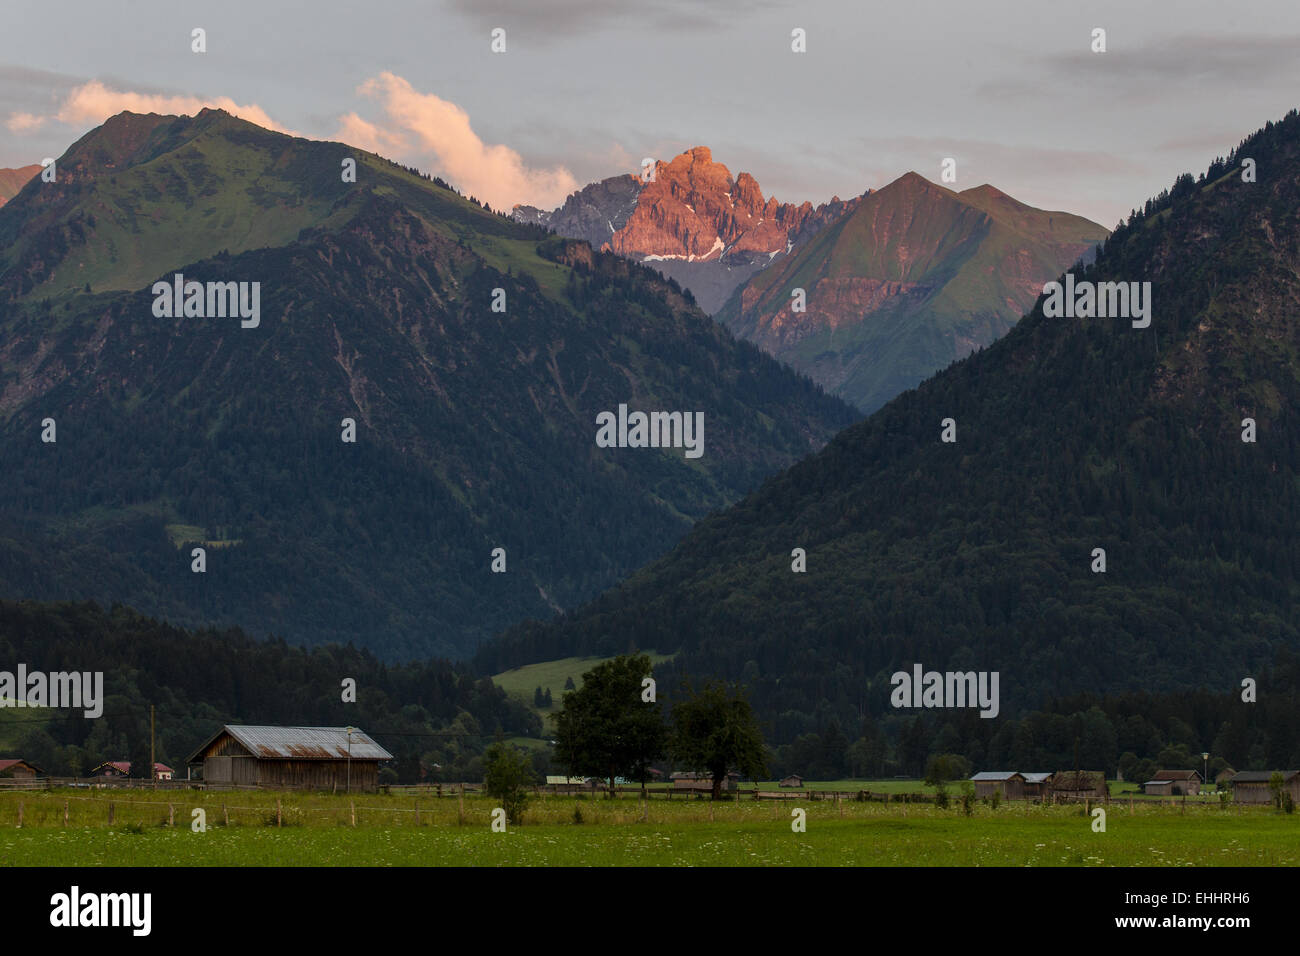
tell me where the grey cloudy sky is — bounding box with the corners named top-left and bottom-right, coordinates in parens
top-left (4, 0), bottom-right (1300, 227)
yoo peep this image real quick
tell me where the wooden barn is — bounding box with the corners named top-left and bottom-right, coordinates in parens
top-left (670, 771), bottom-right (738, 792)
top-left (1143, 778), bottom-right (1173, 796)
top-left (90, 761), bottom-right (173, 780)
top-left (0, 758), bottom-right (42, 778)
top-left (1020, 772), bottom-right (1053, 799)
top-left (779, 774), bottom-right (804, 788)
top-left (1153, 770), bottom-right (1201, 795)
top-left (1228, 770), bottom-right (1300, 805)
top-left (188, 725), bottom-right (393, 792)
top-left (1050, 771), bottom-right (1106, 801)
top-left (970, 772), bottom-right (1024, 800)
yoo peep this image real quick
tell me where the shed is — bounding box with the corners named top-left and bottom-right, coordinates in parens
top-left (1143, 779), bottom-right (1173, 796)
top-left (0, 758), bottom-right (43, 778)
top-left (1020, 772), bottom-right (1053, 799)
top-left (670, 771), bottom-right (738, 791)
top-left (1153, 770), bottom-right (1201, 795)
top-left (1228, 770), bottom-right (1300, 805)
top-left (188, 725), bottom-right (393, 792)
top-left (779, 774), bottom-right (804, 788)
top-left (970, 772), bottom-right (1024, 800)
top-left (90, 761), bottom-right (173, 780)
top-left (1050, 771), bottom-right (1106, 801)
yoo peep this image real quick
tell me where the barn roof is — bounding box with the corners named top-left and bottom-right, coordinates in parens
top-left (1020, 772), bottom-right (1053, 783)
top-left (1230, 770), bottom-right (1300, 783)
top-left (188, 725), bottom-right (393, 763)
top-left (971, 772), bottom-right (1020, 781)
top-left (0, 758), bottom-right (42, 774)
top-left (1154, 770), bottom-right (1200, 781)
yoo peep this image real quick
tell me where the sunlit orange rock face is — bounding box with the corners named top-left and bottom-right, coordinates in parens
top-left (607, 147), bottom-right (831, 263)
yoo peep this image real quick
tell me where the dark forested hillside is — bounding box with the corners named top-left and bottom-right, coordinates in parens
top-left (0, 599), bottom-right (537, 780)
top-left (480, 110), bottom-right (1300, 746)
top-left (0, 110), bottom-right (856, 660)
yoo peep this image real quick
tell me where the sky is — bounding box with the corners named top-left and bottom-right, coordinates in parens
top-left (4, 0), bottom-right (1300, 228)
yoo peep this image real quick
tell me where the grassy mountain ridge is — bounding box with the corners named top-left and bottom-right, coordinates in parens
top-left (717, 172), bottom-right (1108, 412)
top-left (479, 110), bottom-right (1300, 743)
top-left (0, 110), bottom-right (857, 660)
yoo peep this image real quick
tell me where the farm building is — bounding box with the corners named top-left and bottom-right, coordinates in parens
top-left (0, 758), bottom-right (42, 778)
top-left (1020, 772), bottom-right (1053, 799)
top-left (1050, 771), bottom-right (1106, 801)
top-left (90, 761), bottom-right (173, 779)
top-left (188, 725), bottom-right (393, 792)
top-left (970, 772), bottom-right (1024, 800)
top-left (1228, 770), bottom-right (1300, 805)
top-left (1153, 770), bottom-right (1200, 795)
top-left (780, 774), bottom-right (804, 788)
top-left (670, 771), bottom-right (739, 792)
top-left (1143, 779), bottom-right (1173, 796)
top-left (1215, 768), bottom-right (1236, 787)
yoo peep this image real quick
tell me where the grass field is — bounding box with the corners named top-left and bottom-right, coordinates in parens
top-left (491, 653), bottom-right (674, 719)
top-left (0, 789), bottom-right (1293, 867)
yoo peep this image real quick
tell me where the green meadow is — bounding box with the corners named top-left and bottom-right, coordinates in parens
top-left (0, 789), bottom-right (1293, 867)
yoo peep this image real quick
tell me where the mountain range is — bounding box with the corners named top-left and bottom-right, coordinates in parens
top-left (0, 109), bottom-right (856, 660)
top-left (516, 149), bottom-right (1107, 413)
top-left (514, 147), bottom-right (856, 314)
top-left (480, 110), bottom-right (1300, 744)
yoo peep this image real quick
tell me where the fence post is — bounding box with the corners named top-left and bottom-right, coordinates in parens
top-left (169, 804), bottom-right (175, 827)
top-left (414, 800), bottom-right (420, 826)
top-left (350, 800), bottom-right (356, 827)
top-left (457, 785), bottom-right (464, 826)
top-left (108, 802), bottom-right (115, 825)
top-left (63, 800), bottom-right (69, 826)
top-left (17, 800), bottom-right (22, 828)
top-left (223, 802), bottom-right (229, 827)
top-left (276, 798), bottom-right (282, 827)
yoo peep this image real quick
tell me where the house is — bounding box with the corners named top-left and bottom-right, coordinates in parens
top-left (89, 761), bottom-right (172, 779)
top-left (1153, 770), bottom-right (1201, 795)
top-left (970, 772), bottom-right (1024, 800)
top-left (1050, 771), bottom-right (1106, 801)
top-left (187, 725), bottom-right (394, 792)
top-left (779, 774), bottom-right (804, 788)
top-left (1228, 770), bottom-right (1300, 805)
top-left (0, 758), bottom-right (42, 778)
top-left (670, 771), bottom-right (738, 791)
top-left (1143, 779), bottom-right (1173, 796)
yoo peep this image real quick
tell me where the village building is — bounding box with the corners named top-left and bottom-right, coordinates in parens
top-left (1050, 770), bottom-right (1106, 801)
top-left (1152, 770), bottom-right (1201, 795)
top-left (1143, 778), bottom-right (1173, 796)
top-left (670, 771), bottom-right (739, 792)
top-left (779, 774), bottom-right (804, 788)
top-left (1228, 770), bottom-right (1300, 805)
top-left (970, 772), bottom-right (1024, 800)
top-left (90, 761), bottom-right (173, 780)
top-left (0, 758), bottom-right (42, 778)
top-left (187, 725), bottom-right (393, 792)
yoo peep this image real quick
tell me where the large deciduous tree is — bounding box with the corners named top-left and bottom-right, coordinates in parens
top-left (671, 680), bottom-right (767, 800)
top-left (553, 654), bottom-right (666, 796)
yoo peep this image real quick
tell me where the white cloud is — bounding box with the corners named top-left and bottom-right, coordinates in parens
top-left (336, 72), bottom-right (578, 210)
